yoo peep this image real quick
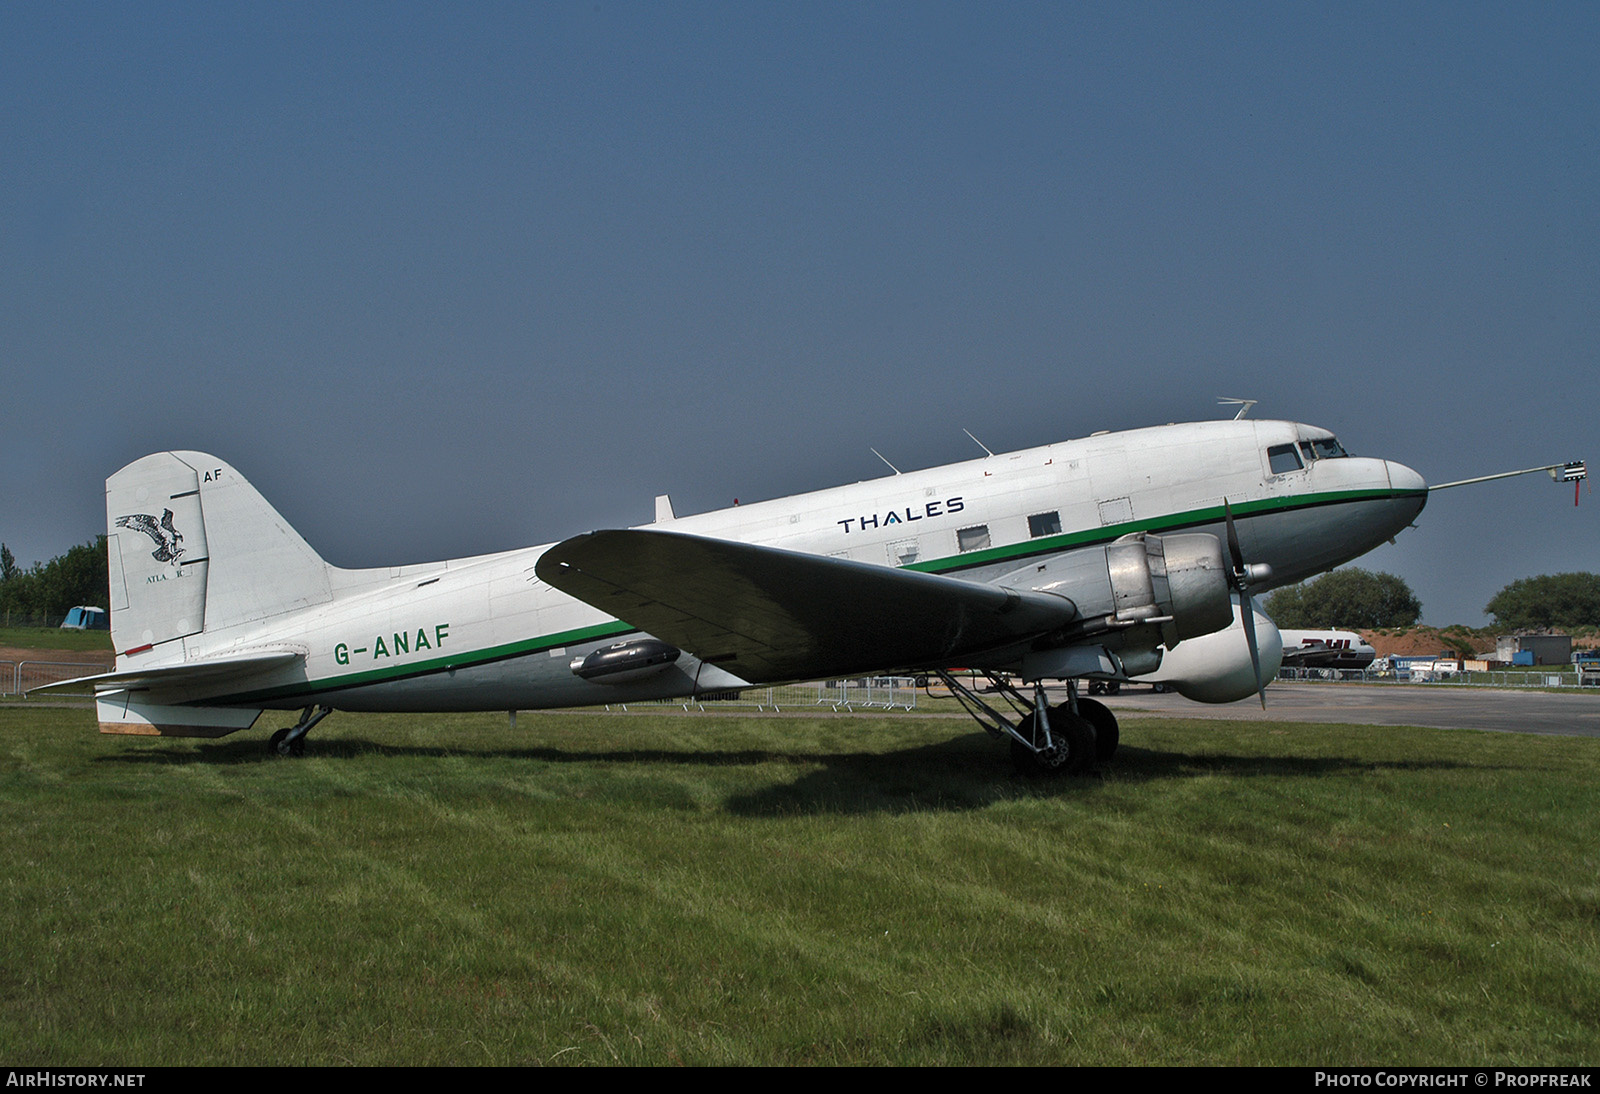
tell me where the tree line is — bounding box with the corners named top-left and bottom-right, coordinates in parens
top-left (0, 538), bottom-right (111, 626)
top-left (1264, 567), bottom-right (1600, 631)
top-left (1483, 573), bottom-right (1600, 631)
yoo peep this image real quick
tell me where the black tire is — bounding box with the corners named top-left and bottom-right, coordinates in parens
top-left (268, 727), bottom-right (291, 756)
top-left (1071, 697), bottom-right (1120, 762)
top-left (1010, 709), bottom-right (1096, 776)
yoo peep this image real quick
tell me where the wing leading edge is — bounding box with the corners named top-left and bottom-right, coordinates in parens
top-left (535, 529), bottom-right (1080, 683)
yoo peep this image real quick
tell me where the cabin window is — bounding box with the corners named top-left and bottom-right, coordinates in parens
top-left (1267, 444), bottom-right (1304, 474)
top-left (1028, 511), bottom-right (1062, 538)
top-left (957, 524), bottom-right (991, 552)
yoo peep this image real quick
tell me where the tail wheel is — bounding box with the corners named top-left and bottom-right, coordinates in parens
top-left (1070, 697), bottom-right (1120, 762)
top-left (267, 726), bottom-right (308, 757)
top-left (1011, 709), bottom-right (1096, 776)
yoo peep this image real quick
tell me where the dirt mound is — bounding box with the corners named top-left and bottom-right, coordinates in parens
top-left (1359, 628), bottom-right (1489, 658)
top-left (1360, 627), bottom-right (1599, 659)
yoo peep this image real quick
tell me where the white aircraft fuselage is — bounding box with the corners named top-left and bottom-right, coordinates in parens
top-left (86, 418), bottom-right (1427, 740)
top-left (1279, 630), bottom-right (1380, 670)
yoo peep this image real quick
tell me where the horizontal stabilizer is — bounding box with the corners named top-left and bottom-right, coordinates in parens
top-left (28, 649), bottom-right (303, 697)
top-left (536, 529), bottom-right (1079, 683)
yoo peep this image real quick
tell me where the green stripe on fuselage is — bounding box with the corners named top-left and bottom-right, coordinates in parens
top-left (215, 618), bottom-right (635, 705)
top-left (904, 487), bottom-right (1421, 575)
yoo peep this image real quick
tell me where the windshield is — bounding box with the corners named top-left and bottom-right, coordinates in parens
top-left (1298, 435), bottom-right (1349, 460)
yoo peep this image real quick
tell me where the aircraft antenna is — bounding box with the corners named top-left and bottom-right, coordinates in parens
top-left (870, 448), bottom-right (902, 475)
top-left (963, 429), bottom-right (995, 457)
top-left (1218, 397), bottom-right (1257, 420)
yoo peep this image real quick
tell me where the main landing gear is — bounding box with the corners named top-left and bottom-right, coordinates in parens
top-left (267, 705), bottom-right (333, 757)
top-left (933, 671), bottom-right (1120, 776)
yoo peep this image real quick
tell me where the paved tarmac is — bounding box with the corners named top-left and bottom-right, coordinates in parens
top-left (1099, 682), bottom-right (1600, 738)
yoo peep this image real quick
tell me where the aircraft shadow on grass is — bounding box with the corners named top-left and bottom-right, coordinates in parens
top-left (94, 731), bottom-right (1476, 818)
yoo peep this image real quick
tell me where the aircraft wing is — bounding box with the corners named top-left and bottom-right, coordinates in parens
top-left (1277, 644), bottom-right (1327, 667)
top-left (536, 529), bottom-right (1079, 683)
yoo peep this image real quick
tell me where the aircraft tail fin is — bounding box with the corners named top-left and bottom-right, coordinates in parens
top-left (105, 452), bottom-right (333, 658)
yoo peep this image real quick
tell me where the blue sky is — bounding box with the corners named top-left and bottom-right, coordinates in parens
top-left (3, 2), bottom-right (1594, 625)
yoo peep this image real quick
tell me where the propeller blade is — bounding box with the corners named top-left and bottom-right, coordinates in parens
top-left (1240, 593), bottom-right (1266, 709)
top-left (1223, 499), bottom-right (1246, 582)
top-left (1224, 500), bottom-right (1268, 708)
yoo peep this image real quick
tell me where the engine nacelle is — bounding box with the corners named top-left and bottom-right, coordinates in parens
top-left (1145, 600), bottom-right (1283, 703)
top-left (1006, 531), bottom-right (1234, 644)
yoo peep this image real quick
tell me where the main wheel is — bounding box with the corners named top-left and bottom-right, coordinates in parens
top-left (1010, 709), bottom-right (1096, 776)
top-left (1070, 697), bottom-right (1120, 762)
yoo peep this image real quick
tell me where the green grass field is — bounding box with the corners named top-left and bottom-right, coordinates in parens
top-left (1, 704), bottom-right (1596, 1065)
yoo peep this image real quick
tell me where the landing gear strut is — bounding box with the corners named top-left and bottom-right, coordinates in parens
top-left (1011, 701), bottom-right (1095, 776)
top-left (267, 705), bottom-right (333, 757)
top-left (933, 672), bottom-right (1119, 776)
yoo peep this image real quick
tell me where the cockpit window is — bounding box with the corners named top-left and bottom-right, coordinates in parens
top-left (1267, 444), bottom-right (1304, 474)
top-left (1310, 437), bottom-right (1348, 459)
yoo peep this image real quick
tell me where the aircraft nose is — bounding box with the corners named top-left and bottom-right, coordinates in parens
top-left (1383, 459), bottom-right (1429, 527)
top-left (1385, 460), bottom-right (1426, 494)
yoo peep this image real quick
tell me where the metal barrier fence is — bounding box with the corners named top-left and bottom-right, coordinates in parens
top-left (1425, 669), bottom-right (1591, 688)
top-left (608, 677), bottom-right (921, 713)
top-left (6, 659), bottom-right (1593, 702)
top-left (1277, 667), bottom-right (1376, 684)
top-left (6, 661), bottom-right (111, 697)
top-left (1278, 666), bottom-right (1597, 689)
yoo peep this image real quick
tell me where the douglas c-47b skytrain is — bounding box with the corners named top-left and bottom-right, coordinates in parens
top-left (46, 416), bottom-right (1585, 774)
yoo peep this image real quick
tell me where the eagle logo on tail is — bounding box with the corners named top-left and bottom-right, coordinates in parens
top-left (116, 509), bottom-right (186, 564)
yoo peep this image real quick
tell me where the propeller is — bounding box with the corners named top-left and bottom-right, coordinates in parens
top-left (1223, 500), bottom-right (1272, 708)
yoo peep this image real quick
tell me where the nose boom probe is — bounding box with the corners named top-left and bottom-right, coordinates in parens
top-left (1431, 460), bottom-right (1587, 506)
